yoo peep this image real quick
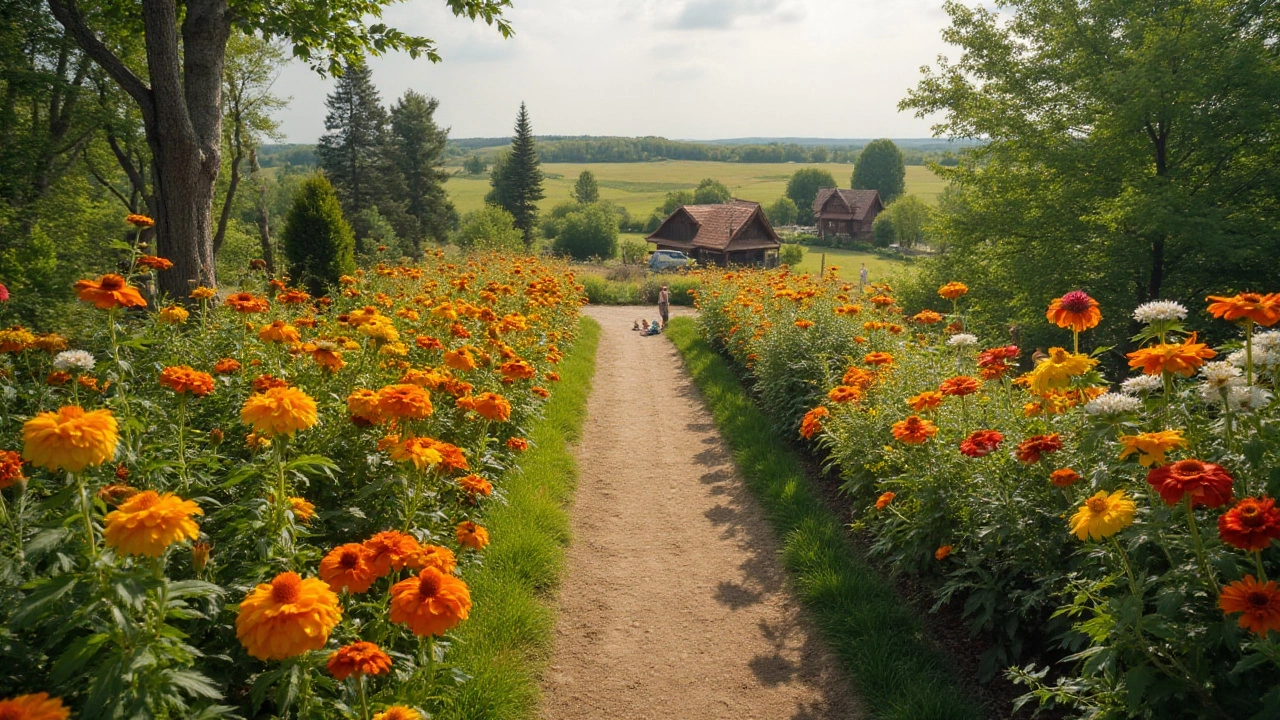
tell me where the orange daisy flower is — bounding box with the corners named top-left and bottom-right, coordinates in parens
top-left (363, 530), bottom-right (424, 577)
top-left (1046, 290), bottom-right (1101, 332)
top-left (875, 491), bottom-right (895, 510)
top-left (327, 641), bottom-right (392, 681)
top-left (1217, 497), bottom-right (1280, 551)
top-left (377, 384), bottom-right (434, 420)
top-left (891, 415), bottom-right (938, 445)
top-left (389, 567), bottom-right (472, 637)
top-left (159, 366), bottom-right (215, 397)
top-left (1050, 468), bottom-right (1081, 487)
top-left (799, 407), bottom-right (828, 439)
top-left (74, 274), bottom-right (147, 310)
top-left (906, 391), bottom-right (943, 412)
top-left (937, 282), bottom-right (968, 301)
top-left (1206, 293), bottom-right (1280, 327)
top-left (319, 543), bottom-right (378, 593)
top-left (1219, 575), bottom-right (1280, 637)
top-left (458, 474), bottom-right (493, 497)
top-left (136, 255), bottom-right (173, 271)
top-left (456, 521), bottom-right (490, 550)
top-left (938, 376), bottom-right (981, 397)
top-left (827, 385), bottom-right (863, 404)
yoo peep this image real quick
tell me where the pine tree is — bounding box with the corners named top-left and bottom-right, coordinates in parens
top-left (572, 170), bottom-right (599, 203)
top-left (282, 174), bottom-right (356, 296)
top-left (389, 90), bottom-right (456, 246)
top-left (486, 103), bottom-right (544, 247)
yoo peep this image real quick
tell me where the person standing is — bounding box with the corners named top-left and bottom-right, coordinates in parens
top-left (657, 284), bottom-right (670, 328)
top-left (859, 263), bottom-right (868, 290)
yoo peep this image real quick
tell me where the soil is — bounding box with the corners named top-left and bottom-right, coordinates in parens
top-left (540, 305), bottom-right (861, 720)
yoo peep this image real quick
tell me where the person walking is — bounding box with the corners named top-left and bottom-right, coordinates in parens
top-left (859, 263), bottom-right (868, 290)
top-left (657, 284), bottom-right (670, 328)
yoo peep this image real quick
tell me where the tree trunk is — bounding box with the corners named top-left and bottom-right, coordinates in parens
top-left (254, 161), bottom-right (275, 277)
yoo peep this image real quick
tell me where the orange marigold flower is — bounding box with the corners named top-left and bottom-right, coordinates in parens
top-left (0, 327), bottom-right (36, 353)
top-left (364, 530), bottom-right (424, 577)
top-left (934, 545), bottom-right (953, 561)
top-left (892, 415), bottom-right (938, 445)
top-left (1219, 575), bottom-right (1280, 637)
top-left (959, 430), bottom-right (1003, 458)
top-left (912, 309), bottom-right (943, 324)
top-left (498, 359), bottom-right (535, 381)
top-left (456, 521), bottom-right (490, 550)
top-left (159, 365), bottom-right (215, 397)
top-left (97, 482), bottom-right (137, 505)
top-left (240, 386), bottom-right (317, 437)
top-left (191, 541), bottom-right (210, 572)
top-left (827, 385), bottom-right (863, 404)
top-left (278, 289), bottom-right (311, 304)
top-left (1118, 430), bottom-right (1187, 467)
top-left (373, 707), bottom-right (423, 720)
top-left (799, 406), bottom-right (828, 439)
top-left (74, 274), bottom-right (147, 310)
top-left (347, 389), bottom-right (387, 425)
top-left (443, 348), bottom-right (478, 372)
top-left (939, 375), bottom-right (981, 397)
top-left (258, 320), bottom-right (301, 344)
top-left (794, 319), bottom-right (814, 329)
top-left (389, 436), bottom-right (443, 470)
top-left (875, 491), bottom-right (895, 510)
top-left (1050, 468), bottom-right (1081, 487)
top-left (937, 282), bottom-right (968, 301)
top-left (469, 392), bottom-right (511, 422)
top-left (1218, 497), bottom-right (1280, 551)
top-left (136, 255), bottom-right (173, 271)
top-left (125, 213), bottom-right (154, 227)
top-left (45, 371), bottom-right (70, 386)
top-left (377, 384), bottom-right (434, 419)
top-left (1015, 433), bottom-right (1063, 464)
top-left (235, 572), bottom-right (343, 660)
top-left (1206, 293), bottom-right (1280, 327)
top-left (319, 543), bottom-right (379, 594)
top-left (1125, 333), bottom-right (1216, 376)
top-left (289, 496), bottom-right (315, 524)
top-left (506, 437), bottom-right (529, 451)
top-left (389, 567), bottom-right (471, 637)
top-left (1046, 290), bottom-right (1101, 332)
top-left (224, 292), bottom-right (269, 314)
top-left (103, 490), bottom-right (201, 557)
top-left (416, 335), bottom-right (444, 351)
top-left (1146, 459), bottom-right (1234, 508)
top-left (327, 641), bottom-right (392, 681)
top-left (842, 367), bottom-right (877, 389)
top-left (0, 692), bottom-right (70, 720)
top-left (0, 450), bottom-right (25, 490)
top-left (458, 474), bottom-right (493, 497)
top-left (214, 358), bottom-right (242, 375)
top-left (22, 406), bottom-right (118, 472)
top-left (906, 391), bottom-right (943, 412)
top-left (411, 544), bottom-right (458, 574)
top-left (252, 373), bottom-right (288, 392)
top-left (863, 352), bottom-right (894, 367)
top-left (310, 343), bottom-right (345, 373)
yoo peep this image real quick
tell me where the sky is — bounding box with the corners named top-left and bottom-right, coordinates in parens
top-left (273, 0), bottom-right (958, 143)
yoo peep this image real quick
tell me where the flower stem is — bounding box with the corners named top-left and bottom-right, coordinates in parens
top-left (1255, 550), bottom-right (1269, 583)
top-left (176, 394), bottom-right (189, 492)
top-left (1184, 496), bottom-right (1220, 594)
top-left (1245, 320), bottom-right (1255, 386)
top-left (1109, 536), bottom-right (1141, 598)
top-left (73, 472), bottom-right (97, 559)
top-left (357, 676), bottom-right (370, 720)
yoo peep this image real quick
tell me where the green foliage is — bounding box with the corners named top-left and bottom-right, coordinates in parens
top-left (454, 204), bottom-right (524, 253)
top-left (580, 273), bottom-right (699, 306)
top-left (462, 154), bottom-right (487, 175)
top-left (692, 178), bottom-right (731, 204)
top-left (779, 243), bottom-right (804, 266)
top-left (765, 196), bottom-right (798, 226)
top-left (571, 170), bottom-right (599, 204)
top-left (852, 139), bottom-right (906, 203)
top-left (658, 190), bottom-right (695, 216)
top-left (552, 203), bottom-right (619, 260)
top-left (486, 103), bottom-right (544, 247)
top-left (389, 89), bottom-right (456, 245)
top-left (881, 195), bottom-right (932, 248)
top-left (872, 213), bottom-right (894, 248)
top-left (281, 174), bottom-right (356, 294)
top-left (619, 239), bottom-right (647, 265)
top-left (786, 168), bottom-right (837, 225)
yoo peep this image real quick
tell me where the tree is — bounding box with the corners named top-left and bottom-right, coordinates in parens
top-left (872, 213), bottom-right (894, 248)
top-left (485, 103), bottom-right (543, 247)
top-left (809, 146), bottom-right (830, 163)
top-left (852, 139), bottom-right (905, 203)
top-left (454, 205), bottom-right (523, 253)
top-left (462, 155), bottom-right (486, 175)
top-left (882, 195), bottom-right (932, 248)
top-left (282, 174), bottom-right (355, 296)
top-left (785, 168), bottom-right (836, 225)
top-left (552, 203), bottom-right (618, 260)
top-left (46, 0), bottom-right (512, 297)
top-left (659, 190), bottom-right (695, 215)
top-left (779, 243), bottom-right (804, 266)
top-left (389, 89), bottom-right (455, 246)
top-left (693, 178), bottom-right (731, 204)
top-left (571, 170), bottom-right (599, 204)
top-left (765, 197), bottom-right (798, 226)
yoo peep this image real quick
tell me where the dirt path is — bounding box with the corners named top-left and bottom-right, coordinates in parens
top-left (540, 305), bottom-right (860, 720)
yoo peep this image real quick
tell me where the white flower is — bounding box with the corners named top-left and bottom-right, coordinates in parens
top-left (947, 333), bottom-right (979, 348)
top-left (1119, 375), bottom-right (1164, 395)
top-left (1228, 385), bottom-right (1273, 412)
top-left (1084, 392), bottom-right (1143, 417)
top-left (1254, 331), bottom-right (1280, 354)
top-left (1227, 350), bottom-right (1248, 368)
top-left (1132, 300), bottom-right (1187, 324)
top-left (52, 350), bottom-right (95, 372)
top-left (1200, 361), bottom-right (1242, 389)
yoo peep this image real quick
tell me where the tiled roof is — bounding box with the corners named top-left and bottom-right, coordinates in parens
top-left (813, 188), bottom-right (882, 221)
top-left (647, 201), bottom-right (780, 252)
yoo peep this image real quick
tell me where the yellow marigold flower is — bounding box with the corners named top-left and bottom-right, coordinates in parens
top-left (358, 318), bottom-right (399, 343)
top-left (347, 389), bottom-right (388, 425)
top-left (235, 572), bottom-right (343, 660)
top-left (0, 692), bottom-right (70, 720)
top-left (938, 282), bottom-right (968, 301)
top-left (189, 286), bottom-right (217, 300)
top-left (389, 567), bottom-right (471, 637)
top-left (378, 341), bottom-right (409, 357)
top-left (1118, 430), bottom-right (1188, 468)
top-left (1069, 490), bottom-right (1136, 541)
top-left (1027, 347), bottom-right (1097, 394)
top-left (103, 490), bottom-right (202, 557)
top-left (456, 521), bottom-right (489, 550)
top-left (0, 327), bottom-right (37, 353)
top-left (157, 305), bottom-right (189, 325)
top-left (289, 496), bottom-right (316, 524)
top-left (22, 406), bottom-right (118, 472)
top-left (258, 320), bottom-right (301, 344)
top-left (32, 333), bottom-right (68, 353)
top-left (240, 387), bottom-right (318, 437)
top-left (390, 436), bottom-right (443, 471)
top-left (372, 708), bottom-right (422, 720)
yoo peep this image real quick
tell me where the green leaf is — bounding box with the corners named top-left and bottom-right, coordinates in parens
top-left (11, 575), bottom-right (79, 628)
top-left (50, 632), bottom-right (110, 685)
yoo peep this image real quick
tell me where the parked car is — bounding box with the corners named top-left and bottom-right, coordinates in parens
top-left (649, 250), bottom-right (691, 272)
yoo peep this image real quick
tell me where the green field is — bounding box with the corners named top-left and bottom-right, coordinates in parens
top-left (792, 246), bottom-right (913, 282)
top-left (446, 161), bottom-right (945, 220)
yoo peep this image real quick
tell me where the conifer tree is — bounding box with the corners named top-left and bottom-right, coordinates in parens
top-left (486, 103), bottom-right (544, 247)
top-left (282, 174), bottom-right (356, 296)
top-left (572, 170), bottom-right (599, 204)
top-left (389, 90), bottom-right (456, 246)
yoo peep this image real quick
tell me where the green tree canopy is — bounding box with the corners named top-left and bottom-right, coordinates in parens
top-left (785, 168), bottom-right (836, 225)
top-left (765, 197), bottom-right (798, 226)
top-left (454, 204), bottom-right (523, 253)
top-left (693, 178), bottom-right (732, 204)
top-left (553, 203), bottom-right (618, 260)
top-left (486, 102), bottom-right (544, 247)
top-left (572, 170), bottom-right (600, 203)
top-left (282, 174), bottom-right (355, 295)
top-left (389, 89), bottom-right (455, 246)
top-left (881, 195), bottom-right (932, 248)
top-left (462, 155), bottom-right (487, 175)
top-left (659, 190), bottom-right (695, 216)
top-left (852, 139), bottom-right (905, 203)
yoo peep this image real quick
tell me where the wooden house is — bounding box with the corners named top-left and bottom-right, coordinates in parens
top-left (813, 188), bottom-right (883, 241)
top-left (646, 200), bottom-right (781, 266)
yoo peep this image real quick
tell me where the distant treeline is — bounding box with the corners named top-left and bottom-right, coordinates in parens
top-left (257, 144), bottom-right (317, 167)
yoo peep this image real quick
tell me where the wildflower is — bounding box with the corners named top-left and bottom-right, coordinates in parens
top-left (828, 385), bottom-right (863, 403)
top-left (1120, 375), bottom-right (1164, 395)
top-left (934, 545), bottom-right (952, 560)
top-left (1126, 333), bottom-right (1216, 376)
top-left (159, 366), bottom-right (215, 397)
top-left (373, 707), bottom-right (422, 720)
top-left (359, 318), bottom-right (400, 343)
top-left (22, 406), bottom-right (118, 472)
top-left (938, 282), bottom-right (968, 300)
top-left (470, 392), bottom-right (511, 422)
top-left (1198, 361), bottom-right (1243, 403)
top-left (240, 387), bottom-right (318, 437)
top-left (0, 450), bottom-right (25, 490)
top-left (912, 310), bottom-right (943, 324)
top-left (235, 572), bottom-right (343, 660)
top-left (1083, 393), bottom-right (1142, 417)
top-left (959, 430), bottom-right (1003, 458)
top-left (1227, 385), bottom-right (1272, 411)
top-left (157, 305), bottom-right (189, 324)
top-left (1118, 430), bottom-right (1187, 467)
top-left (390, 436), bottom-right (444, 471)
top-left (74, 274), bottom-right (147, 310)
top-left (1016, 434), bottom-right (1063, 464)
top-left (213, 358), bottom-right (242, 375)
top-left (458, 474), bottom-right (493, 497)
top-left (136, 255), bottom-right (173, 271)
top-left (799, 407), bottom-right (828, 439)
top-left (1046, 290), bottom-right (1101, 332)
top-left (842, 367), bottom-right (877, 389)
top-left (52, 350), bottom-right (94, 373)
top-left (31, 333), bottom-right (67, 353)
top-left (946, 333), bottom-right (978, 348)
top-left (377, 384), bottom-right (434, 420)
top-left (1070, 490), bottom-right (1137, 541)
top-left (1219, 575), bottom-right (1280, 637)
top-left (794, 319), bottom-right (814, 329)
top-left (1027, 348), bottom-right (1097, 394)
top-left (319, 543), bottom-right (379, 593)
top-left (125, 213), bottom-right (154, 227)
top-left (891, 416), bottom-right (938, 445)
top-left (1050, 468), bottom-right (1081, 487)
top-left (258, 321), bottom-right (301, 344)
top-left (0, 693), bottom-right (70, 720)
top-left (364, 530), bottom-right (424, 577)
top-left (443, 348), bottom-right (477, 372)
top-left (506, 437), bottom-right (529, 451)
top-left (875, 491), bottom-right (895, 510)
top-left (456, 521), bottom-right (490, 550)
top-left (1218, 497), bottom-right (1280, 551)
top-left (498, 359), bottom-right (535, 381)
top-left (863, 352), bottom-right (894, 367)
top-left (191, 542), bottom-right (210, 572)
top-left (907, 391), bottom-right (943, 412)
top-left (1133, 300), bottom-right (1188, 324)
top-left (0, 283), bottom-right (7, 302)
top-left (412, 544), bottom-right (458, 574)
top-left (224, 292), bottom-right (269, 313)
top-left (327, 641), bottom-right (392, 681)
top-left (0, 327), bottom-right (35, 353)
top-left (289, 497), bottom-right (315, 524)
top-left (389, 567), bottom-right (471, 637)
top-left (1146, 459), bottom-right (1234, 507)
top-left (1206, 293), bottom-right (1280, 327)
top-left (190, 286), bottom-right (217, 300)
top-left (939, 376), bottom-right (981, 397)
top-left (103, 491), bottom-right (202, 557)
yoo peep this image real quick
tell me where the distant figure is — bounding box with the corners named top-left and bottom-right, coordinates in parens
top-left (640, 319), bottom-right (650, 333)
top-left (859, 263), bottom-right (868, 290)
top-left (633, 319), bottom-right (641, 331)
top-left (658, 284), bottom-right (670, 328)
top-left (644, 319), bottom-right (661, 336)
top-left (1031, 348), bottom-right (1048, 364)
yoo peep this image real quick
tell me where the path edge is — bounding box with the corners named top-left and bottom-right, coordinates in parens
top-left (665, 316), bottom-right (986, 720)
top-left (439, 316), bottom-right (601, 720)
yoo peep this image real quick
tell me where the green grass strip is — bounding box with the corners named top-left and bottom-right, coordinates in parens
top-left (439, 316), bottom-right (600, 720)
top-left (666, 317), bottom-right (984, 720)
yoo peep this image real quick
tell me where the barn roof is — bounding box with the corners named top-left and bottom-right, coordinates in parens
top-left (814, 188), bottom-right (882, 221)
top-left (646, 200), bottom-right (780, 252)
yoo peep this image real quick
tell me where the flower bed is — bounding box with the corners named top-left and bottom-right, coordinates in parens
top-left (0, 251), bottom-right (583, 719)
top-left (693, 268), bottom-right (1280, 717)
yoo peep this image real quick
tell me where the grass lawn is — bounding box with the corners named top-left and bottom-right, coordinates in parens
top-left (447, 161), bottom-right (945, 219)
top-left (791, 245), bottom-right (915, 283)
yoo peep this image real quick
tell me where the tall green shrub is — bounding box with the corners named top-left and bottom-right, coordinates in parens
top-left (552, 203), bottom-right (618, 260)
top-left (282, 174), bottom-right (356, 295)
top-left (455, 205), bottom-right (524, 253)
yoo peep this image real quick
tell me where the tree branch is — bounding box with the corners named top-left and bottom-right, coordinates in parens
top-left (46, 0), bottom-right (154, 119)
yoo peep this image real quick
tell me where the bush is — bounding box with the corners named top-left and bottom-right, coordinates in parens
top-left (619, 239), bottom-right (647, 265)
top-left (765, 197), bottom-right (798, 227)
top-left (872, 213), bottom-right (895, 248)
top-left (579, 273), bottom-right (641, 304)
top-left (552, 203), bottom-right (618, 260)
top-left (779, 243), bottom-right (804, 266)
top-left (640, 275), bottom-right (698, 305)
top-left (282, 173), bottom-right (356, 295)
top-left (455, 204), bottom-right (524, 252)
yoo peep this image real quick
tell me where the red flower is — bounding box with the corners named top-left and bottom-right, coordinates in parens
top-left (1217, 497), bottom-right (1280, 550)
top-left (1146, 459), bottom-right (1234, 508)
top-left (1016, 434), bottom-right (1063, 464)
top-left (939, 376), bottom-right (981, 397)
top-left (959, 430), bottom-right (1003, 458)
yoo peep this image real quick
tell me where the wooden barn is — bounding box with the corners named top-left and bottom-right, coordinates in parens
top-left (646, 200), bottom-right (781, 266)
top-left (813, 188), bottom-right (883, 241)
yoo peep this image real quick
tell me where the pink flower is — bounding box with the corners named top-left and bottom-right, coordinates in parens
top-left (0, 283), bottom-right (8, 301)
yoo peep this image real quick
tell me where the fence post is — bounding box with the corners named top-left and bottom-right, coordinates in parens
top-left (821, 253), bottom-right (826, 275)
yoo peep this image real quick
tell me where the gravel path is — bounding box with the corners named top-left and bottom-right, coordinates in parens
top-left (540, 305), bottom-right (860, 720)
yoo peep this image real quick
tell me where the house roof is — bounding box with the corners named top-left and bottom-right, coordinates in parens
top-left (647, 200), bottom-right (780, 252)
top-left (813, 188), bottom-right (882, 221)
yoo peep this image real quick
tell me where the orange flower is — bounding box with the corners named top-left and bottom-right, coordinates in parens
top-left (506, 437), bottom-right (529, 451)
top-left (224, 292), bottom-right (270, 314)
top-left (799, 407), bottom-right (828, 439)
top-left (411, 544), bottom-right (458, 575)
top-left (939, 376), bottom-right (981, 397)
top-left (906, 391), bottom-right (943, 412)
top-left (1206, 293), bottom-right (1280, 327)
top-left (842, 367), bottom-right (877, 389)
top-left (389, 436), bottom-right (444, 471)
top-left (103, 490), bottom-right (201, 557)
top-left (1219, 575), bottom-right (1280, 637)
top-left (863, 352), bottom-right (894, 367)
top-left (189, 286), bottom-right (217, 300)
top-left (794, 319), bottom-right (814, 329)
top-left (498, 359), bottom-right (535, 381)
top-left (875, 491), bottom-right (895, 510)
top-left (937, 282), bottom-right (968, 301)
top-left (458, 474), bottom-right (493, 497)
top-left (934, 545), bottom-right (952, 561)
top-left (959, 429), bottom-right (1003, 458)
top-left (252, 374), bottom-right (288, 393)
top-left (191, 542), bottom-right (210, 572)
top-left (1125, 333), bottom-right (1216, 376)
top-left (159, 365), bottom-right (215, 397)
top-left (0, 327), bottom-right (35, 353)
top-left (136, 255), bottom-right (173, 271)
top-left (22, 406), bottom-right (118, 472)
top-left (235, 572), bottom-right (343, 660)
top-left (364, 530), bottom-right (424, 577)
top-left (911, 309), bottom-right (943, 324)
top-left (319, 543), bottom-right (379, 593)
top-left (891, 416), bottom-right (938, 445)
top-left (827, 385), bottom-right (863, 403)
top-left (125, 213), bottom-right (154, 227)
top-left (456, 521), bottom-right (490, 550)
top-left (470, 392), bottom-right (511, 422)
top-left (377, 384), bottom-right (434, 419)
top-left (327, 641), bottom-right (392, 681)
top-left (389, 567), bottom-right (471, 637)
top-left (258, 321), bottom-right (301, 344)
top-left (443, 348), bottom-right (477, 372)
top-left (1046, 290), bottom-right (1100, 332)
top-left (0, 693), bottom-right (70, 720)
top-left (1015, 434), bottom-right (1063, 464)
top-left (373, 707), bottom-right (423, 720)
top-left (1217, 497), bottom-right (1280, 551)
top-left (240, 386), bottom-right (318, 437)
top-left (1050, 468), bottom-right (1081, 487)
top-left (347, 389), bottom-right (388, 425)
top-left (213, 358), bottom-right (242, 375)
top-left (74, 274), bottom-right (147, 310)
top-left (1118, 430), bottom-right (1187, 467)
top-left (0, 450), bottom-right (25, 490)
top-left (289, 496), bottom-right (315, 524)
top-left (1146, 459), bottom-right (1234, 508)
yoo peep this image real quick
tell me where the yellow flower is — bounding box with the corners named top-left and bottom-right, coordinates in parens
top-left (157, 305), bottom-right (189, 325)
top-left (189, 286), bottom-right (217, 300)
top-left (1069, 490), bottom-right (1137, 541)
top-left (1027, 347), bottom-right (1097, 394)
top-left (235, 572), bottom-right (343, 660)
top-left (289, 496), bottom-right (316, 524)
top-left (22, 406), bottom-right (118, 472)
top-left (240, 387), bottom-right (318, 437)
top-left (389, 437), bottom-right (443, 471)
top-left (358, 317), bottom-right (399, 343)
top-left (258, 321), bottom-right (301, 344)
top-left (103, 491), bottom-right (202, 557)
top-left (1118, 430), bottom-right (1188, 467)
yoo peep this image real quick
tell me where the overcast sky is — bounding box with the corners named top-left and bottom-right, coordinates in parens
top-left (273, 0), bottom-right (957, 143)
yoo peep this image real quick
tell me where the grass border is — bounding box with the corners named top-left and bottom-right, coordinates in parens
top-left (666, 316), bottom-right (984, 720)
top-left (439, 316), bottom-right (600, 720)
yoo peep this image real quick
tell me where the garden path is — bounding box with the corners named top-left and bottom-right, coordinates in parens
top-left (540, 305), bottom-right (860, 720)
